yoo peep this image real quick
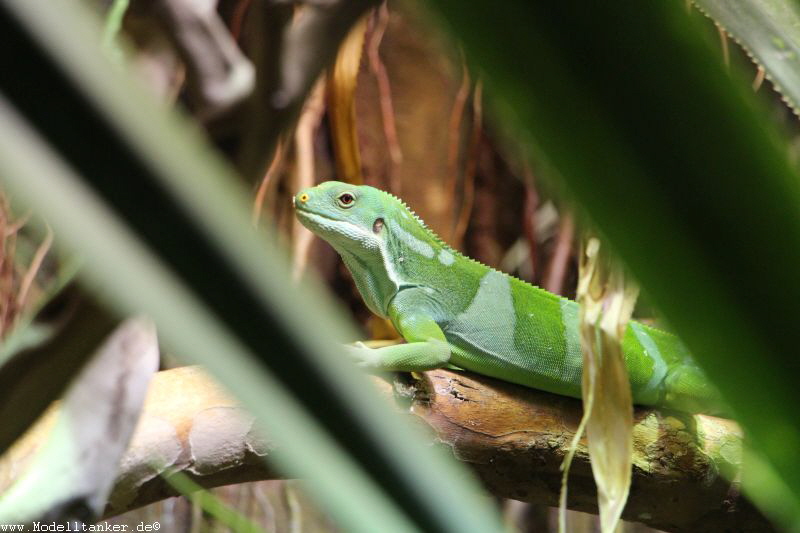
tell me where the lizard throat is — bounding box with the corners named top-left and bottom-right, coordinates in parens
top-left (296, 209), bottom-right (402, 314)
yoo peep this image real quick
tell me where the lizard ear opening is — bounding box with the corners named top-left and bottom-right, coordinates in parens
top-left (373, 218), bottom-right (384, 234)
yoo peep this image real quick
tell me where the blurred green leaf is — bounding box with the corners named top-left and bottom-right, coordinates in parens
top-left (163, 471), bottom-right (266, 533)
top-left (100, 0), bottom-right (128, 60)
top-left (0, 1), bottom-right (503, 532)
top-left (423, 0), bottom-right (800, 527)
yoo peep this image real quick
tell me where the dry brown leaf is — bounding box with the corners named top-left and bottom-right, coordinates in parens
top-left (560, 236), bottom-right (636, 533)
top-left (326, 15), bottom-right (367, 184)
top-left (0, 318), bottom-right (159, 522)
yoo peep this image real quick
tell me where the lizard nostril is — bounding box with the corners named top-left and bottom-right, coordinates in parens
top-left (299, 193), bottom-right (309, 204)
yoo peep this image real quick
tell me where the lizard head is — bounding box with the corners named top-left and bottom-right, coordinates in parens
top-left (293, 181), bottom-right (402, 316)
top-left (293, 180), bottom-right (453, 317)
top-left (293, 181), bottom-right (388, 253)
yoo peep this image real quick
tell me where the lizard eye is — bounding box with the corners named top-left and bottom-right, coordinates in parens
top-left (337, 192), bottom-right (356, 208)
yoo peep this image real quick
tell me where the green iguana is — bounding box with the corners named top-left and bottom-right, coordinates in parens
top-left (294, 181), bottom-right (723, 415)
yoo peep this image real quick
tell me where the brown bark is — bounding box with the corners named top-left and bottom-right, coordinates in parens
top-left (410, 370), bottom-right (763, 532)
top-left (103, 366), bottom-right (277, 516)
top-left (123, 369), bottom-right (768, 531)
top-left (1, 366), bottom-right (767, 531)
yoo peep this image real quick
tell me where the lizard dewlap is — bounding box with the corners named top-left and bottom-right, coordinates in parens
top-left (294, 181), bottom-right (723, 415)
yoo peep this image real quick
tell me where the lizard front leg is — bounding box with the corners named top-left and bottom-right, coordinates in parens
top-left (345, 311), bottom-right (451, 372)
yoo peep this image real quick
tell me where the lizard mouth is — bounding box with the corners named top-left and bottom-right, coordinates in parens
top-left (294, 207), bottom-right (334, 225)
top-left (296, 208), bottom-right (367, 233)
top-left (295, 209), bottom-right (381, 248)
top-left (292, 201), bottom-right (326, 222)
top-left (292, 199), bottom-right (334, 221)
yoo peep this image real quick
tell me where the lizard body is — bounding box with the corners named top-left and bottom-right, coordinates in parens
top-left (294, 181), bottom-right (722, 414)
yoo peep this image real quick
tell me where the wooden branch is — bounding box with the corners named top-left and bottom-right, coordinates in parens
top-left (104, 366), bottom-right (277, 516)
top-left (0, 366), bottom-right (768, 531)
top-left (410, 370), bottom-right (764, 532)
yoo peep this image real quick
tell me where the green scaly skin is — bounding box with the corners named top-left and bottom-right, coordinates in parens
top-left (294, 181), bottom-right (723, 415)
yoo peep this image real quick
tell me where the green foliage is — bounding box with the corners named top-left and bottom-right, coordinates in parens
top-left (693, 0), bottom-right (800, 115)
top-left (5, 0), bottom-right (800, 528)
top-left (423, 0), bottom-right (800, 528)
top-left (100, 0), bottom-right (128, 61)
top-left (164, 472), bottom-right (266, 533)
top-left (0, 1), bottom-right (502, 531)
